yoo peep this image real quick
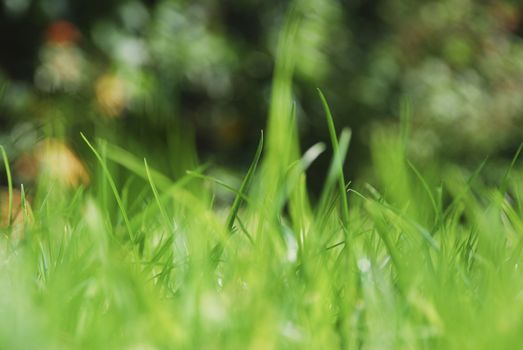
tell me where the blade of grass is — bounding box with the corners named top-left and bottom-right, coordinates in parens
top-left (80, 133), bottom-right (134, 242)
top-left (103, 146), bottom-right (210, 229)
top-left (442, 157), bottom-right (489, 220)
top-left (316, 128), bottom-right (351, 224)
top-left (20, 184), bottom-right (33, 226)
top-left (0, 145), bottom-right (13, 226)
top-left (501, 141), bottom-right (523, 193)
top-left (407, 160), bottom-right (439, 224)
top-left (105, 142), bottom-right (173, 190)
top-left (186, 171), bottom-right (252, 204)
top-left (318, 89), bottom-right (350, 231)
top-left (225, 131), bottom-right (264, 233)
top-left (236, 215), bottom-right (255, 245)
top-left (210, 131), bottom-right (264, 267)
top-left (144, 158), bottom-right (172, 232)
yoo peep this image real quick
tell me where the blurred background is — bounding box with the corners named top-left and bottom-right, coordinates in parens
top-left (1, 0), bottom-right (523, 193)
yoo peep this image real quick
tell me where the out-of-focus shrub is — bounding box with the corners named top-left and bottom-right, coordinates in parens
top-left (0, 0), bottom-right (522, 185)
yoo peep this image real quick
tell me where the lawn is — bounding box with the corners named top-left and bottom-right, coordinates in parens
top-left (1, 10), bottom-right (523, 350)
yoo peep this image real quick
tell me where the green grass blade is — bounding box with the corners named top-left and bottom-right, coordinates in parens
top-left (0, 145), bottom-right (13, 226)
top-left (105, 142), bottom-right (173, 190)
top-left (80, 132), bottom-right (134, 242)
top-left (318, 89), bottom-right (350, 230)
top-left (186, 171), bottom-right (252, 204)
top-left (144, 158), bottom-right (172, 231)
top-left (442, 156), bottom-right (489, 220)
top-left (501, 141), bottom-right (523, 193)
top-left (407, 160), bottom-right (439, 223)
top-left (226, 131), bottom-right (264, 232)
top-left (20, 184), bottom-right (32, 226)
top-left (208, 132), bottom-right (263, 268)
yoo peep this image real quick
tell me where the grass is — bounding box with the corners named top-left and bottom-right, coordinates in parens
top-left (2, 8), bottom-right (523, 350)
